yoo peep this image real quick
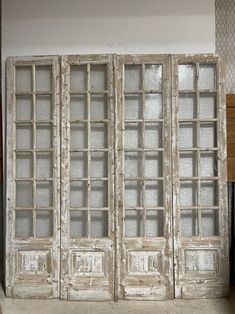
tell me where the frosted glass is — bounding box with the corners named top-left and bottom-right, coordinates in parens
top-left (36, 181), bottom-right (53, 207)
top-left (125, 181), bottom-right (142, 207)
top-left (125, 65), bottom-right (141, 91)
top-left (145, 123), bottom-right (163, 148)
top-left (70, 210), bottom-right (87, 237)
top-left (36, 210), bottom-right (53, 237)
top-left (90, 123), bottom-right (108, 148)
top-left (91, 152), bottom-right (108, 177)
top-left (125, 152), bottom-right (142, 178)
top-left (145, 181), bottom-right (163, 207)
top-left (179, 123), bottom-right (197, 148)
top-left (146, 210), bottom-right (164, 237)
top-left (70, 152), bottom-right (87, 178)
top-left (36, 153), bottom-right (53, 178)
top-left (70, 65), bottom-right (87, 92)
top-left (36, 126), bottom-right (53, 149)
top-left (70, 95), bottom-right (87, 120)
top-left (145, 152), bottom-right (163, 177)
top-left (179, 94), bottom-right (196, 119)
top-left (180, 180), bottom-right (198, 206)
top-left (35, 66), bottom-right (51, 92)
top-left (15, 211), bottom-right (33, 238)
top-left (200, 123), bottom-right (216, 148)
top-left (16, 125), bottom-right (33, 149)
top-left (16, 66), bottom-right (32, 92)
top-left (90, 94), bottom-right (107, 120)
top-left (125, 210), bottom-right (143, 237)
top-left (181, 209), bottom-right (198, 236)
top-left (178, 64), bottom-right (196, 90)
top-left (36, 96), bottom-right (52, 121)
top-left (200, 180), bottom-right (218, 206)
top-left (200, 95), bottom-right (217, 119)
top-left (90, 181), bottom-right (108, 208)
top-left (70, 181), bottom-right (87, 208)
top-left (145, 64), bottom-right (162, 90)
top-left (91, 211), bottom-right (108, 237)
top-left (125, 123), bottom-right (142, 148)
top-left (16, 181), bottom-right (33, 207)
top-left (16, 153), bottom-right (33, 178)
top-left (145, 94), bottom-right (162, 119)
top-left (199, 64), bottom-right (216, 90)
top-left (201, 209), bottom-right (219, 236)
top-left (179, 151), bottom-right (197, 177)
top-left (124, 95), bottom-right (142, 120)
top-left (70, 123), bottom-right (87, 149)
top-left (90, 65), bottom-right (107, 91)
top-left (200, 152), bottom-right (217, 177)
top-left (16, 96), bottom-right (32, 121)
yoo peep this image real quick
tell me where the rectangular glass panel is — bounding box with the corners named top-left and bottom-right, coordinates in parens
top-left (179, 151), bottom-right (197, 177)
top-left (90, 94), bottom-right (107, 120)
top-left (125, 123), bottom-right (142, 148)
top-left (36, 153), bottom-right (53, 178)
top-left (125, 65), bottom-right (141, 91)
top-left (36, 181), bottom-right (53, 207)
top-left (91, 152), bottom-right (108, 177)
top-left (125, 152), bottom-right (142, 178)
top-left (145, 123), bottom-right (163, 148)
top-left (35, 66), bottom-right (51, 92)
top-left (70, 123), bottom-right (87, 149)
top-left (90, 123), bottom-right (108, 148)
top-left (145, 152), bottom-right (163, 177)
top-left (180, 209), bottom-right (198, 236)
top-left (124, 94), bottom-right (142, 120)
top-left (199, 64), bottom-right (216, 90)
top-left (201, 209), bottom-right (219, 236)
top-left (125, 180), bottom-right (142, 207)
top-left (16, 153), bottom-right (33, 178)
top-left (179, 94), bottom-right (196, 119)
top-left (16, 124), bottom-right (32, 149)
top-left (145, 94), bottom-right (162, 119)
top-left (125, 210), bottom-right (143, 237)
top-left (146, 210), bottom-right (164, 237)
top-left (70, 210), bottom-right (87, 237)
top-left (15, 211), bottom-right (33, 238)
top-left (178, 64), bottom-right (196, 90)
top-left (145, 64), bottom-right (162, 90)
top-left (200, 94), bottom-right (217, 119)
top-left (36, 125), bottom-right (52, 149)
top-left (70, 152), bottom-right (87, 178)
top-left (200, 151), bottom-right (217, 177)
top-left (70, 65), bottom-right (87, 92)
top-left (16, 96), bottom-right (32, 121)
top-left (36, 96), bottom-right (52, 121)
top-left (90, 181), bottom-right (108, 208)
top-left (91, 210), bottom-right (108, 237)
top-left (15, 66), bottom-right (32, 92)
top-left (179, 123), bottom-right (197, 148)
top-left (16, 181), bottom-right (33, 207)
top-left (200, 122), bottom-right (217, 148)
top-left (90, 65), bottom-right (107, 91)
top-left (70, 95), bottom-right (87, 120)
top-left (200, 180), bottom-right (218, 206)
top-left (36, 210), bottom-right (53, 237)
top-left (70, 181), bottom-right (87, 208)
top-left (145, 181), bottom-right (163, 207)
top-left (180, 180), bottom-right (198, 206)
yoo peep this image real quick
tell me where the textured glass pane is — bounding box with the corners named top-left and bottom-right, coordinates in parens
top-left (125, 65), bottom-right (141, 91)
top-left (181, 209), bottom-right (198, 236)
top-left (200, 151), bottom-right (218, 177)
top-left (124, 94), bottom-right (142, 120)
top-left (145, 181), bottom-right (163, 207)
top-left (16, 181), bottom-right (33, 207)
top-left (145, 152), bottom-right (163, 177)
top-left (145, 94), bottom-right (162, 119)
top-left (70, 65), bottom-right (87, 92)
top-left (179, 151), bottom-right (197, 177)
top-left (125, 181), bottom-right (142, 207)
top-left (70, 152), bottom-right (87, 178)
top-left (199, 64), bottom-right (216, 90)
top-left (200, 180), bottom-right (218, 206)
top-left (16, 96), bottom-right (32, 121)
top-left (125, 152), bottom-right (142, 178)
top-left (36, 210), bottom-right (53, 237)
top-left (36, 153), bottom-right (53, 178)
top-left (70, 210), bottom-right (87, 237)
top-left (90, 65), bottom-right (107, 91)
top-left (15, 211), bottom-right (33, 238)
top-left (36, 96), bottom-right (52, 121)
top-left (146, 210), bottom-right (164, 237)
top-left (180, 180), bottom-right (198, 206)
top-left (200, 94), bottom-right (217, 119)
top-left (125, 210), bottom-right (143, 237)
top-left (145, 64), bottom-right (162, 90)
top-left (179, 123), bottom-right (197, 148)
top-left (91, 211), bottom-right (108, 237)
top-left (70, 123), bottom-right (87, 149)
top-left (70, 95), bottom-right (87, 120)
top-left (200, 123), bottom-right (217, 148)
top-left (125, 123), bottom-right (142, 148)
top-left (36, 126), bottom-right (53, 149)
top-left (90, 123), bottom-right (108, 148)
top-left (91, 152), bottom-right (108, 177)
top-left (35, 66), bottom-right (51, 92)
top-left (145, 123), bottom-right (162, 148)
top-left (16, 125), bottom-right (33, 149)
top-left (90, 181), bottom-right (108, 208)
top-left (201, 209), bottom-right (219, 236)
top-left (70, 181), bottom-right (87, 208)
top-left (16, 153), bottom-right (33, 178)
top-left (16, 66), bottom-right (32, 92)
top-left (36, 181), bottom-right (53, 207)
top-left (178, 64), bottom-right (196, 90)
top-left (179, 94), bottom-right (196, 119)
top-left (90, 94), bottom-right (107, 120)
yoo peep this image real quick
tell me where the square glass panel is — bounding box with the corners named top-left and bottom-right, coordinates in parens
top-left (91, 210), bottom-right (108, 237)
top-left (70, 181), bottom-right (87, 208)
top-left (15, 66), bottom-right (32, 92)
top-left (70, 152), bottom-right (87, 178)
top-left (16, 96), bottom-right (32, 121)
top-left (179, 151), bottom-right (197, 177)
top-left (124, 94), bottom-right (142, 120)
top-left (90, 181), bottom-right (108, 208)
top-left (179, 94), bottom-right (196, 119)
top-left (16, 124), bottom-right (33, 149)
top-left (91, 152), bottom-right (108, 178)
top-left (70, 123), bottom-right (88, 149)
top-left (90, 94), bottom-right (107, 120)
top-left (125, 123), bottom-right (142, 148)
top-left (70, 65), bottom-right (87, 92)
top-left (15, 211), bottom-right (33, 238)
top-left (16, 181), bottom-right (33, 207)
top-left (180, 209), bottom-right (198, 236)
top-left (36, 210), bottom-right (53, 237)
top-left (36, 96), bottom-right (52, 121)
top-left (179, 123), bottom-right (197, 148)
top-left (200, 151), bottom-right (217, 177)
top-left (145, 181), bottom-right (164, 207)
top-left (146, 210), bottom-right (164, 237)
top-left (36, 153), bottom-right (53, 178)
top-left (199, 64), bottom-right (216, 90)
top-left (201, 209), bottom-right (219, 236)
top-left (36, 125), bottom-right (53, 149)
top-left (200, 180), bottom-right (218, 206)
top-left (125, 180), bottom-right (142, 207)
top-left (35, 66), bottom-right (52, 92)
top-left (145, 152), bottom-right (163, 177)
top-left (145, 64), bottom-right (162, 90)
top-left (180, 180), bottom-right (198, 206)
top-left (70, 95), bottom-right (87, 120)
top-left (145, 123), bottom-right (163, 148)
top-left (36, 181), bottom-right (53, 207)
top-left (178, 64), bottom-right (196, 90)
top-left (70, 210), bottom-right (87, 237)
top-left (90, 123), bottom-right (108, 148)
top-left (145, 94), bottom-right (163, 119)
top-left (200, 122), bottom-right (217, 148)
top-left (125, 210), bottom-right (143, 237)
top-left (125, 65), bottom-right (141, 91)
top-left (125, 152), bottom-right (142, 178)
top-left (16, 153), bottom-right (33, 178)
top-left (90, 64), bottom-right (107, 91)
top-left (200, 94), bottom-right (217, 119)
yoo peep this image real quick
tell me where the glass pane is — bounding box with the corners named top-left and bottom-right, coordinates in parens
top-left (178, 64), bottom-right (196, 90)
top-left (200, 151), bottom-right (217, 177)
top-left (16, 153), bottom-right (33, 178)
top-left (125, 65), bottom-right (141, 91)
top-left (36, 210), bottom-right (53, 237)
top-left (145, 152), bottom-right (163, 177)
top-left (125, 180), bottom-right (142, 207)
top-left (70, 152), bottom-right (87, 178)
top-left (70, 65), bottom-right (87, 92)
top-left (179, 94), bottom-right (196, 119)
top-left (36, 153), bottom-right (53, 178)
top-left (90, 65), bottom-right (107, 91)
top-left (90, 123), bottom-right (108, 148)
top-left (125, 152), bottom-right (142, 178)
top-left (124, 94), bottom-right (142, 120)
top-left (16, 66), bottom-right (32, 92)
top-left (125, 210), bottom-right (143, 237)
top-left (35, 66), bottom-right (51, 92)
top-left (70, 181), bottom-right (87, 208)
top-left (181, 209), bottom-right (198, 236)
top-left (36, 125), bottom-right (52, 149)
top-left (70, 210), bottom-right (87, 237)
top-left (15, 211), bottom-right (33, 238)
top-left (91, 152), bottom-right (108, 177)
top-left (180, 180), bottom-right (198, 206)
top-left (70, 95), bottom-right (87, 120)
top-left (36, 181), bottom-right (53, 207)
top-left (90, 181), bottom-right (108, 208)
top-left (146, 210), bottom-right (164, 237)
top-left (70, 123), bottom-right (87, 149)
top-left (179, 123), bottom-right (197, 148)
top-left (16, 181), bottom-right (33, 207)
top-left (200, 180), bottom-right (218, 206)
top-left (145, 94), bottom-right (162, 119)
top-left (201, 209), bottom-right (219, 236)
top-left (199, 64), bottom-right (216, 90)
top-left (200, 123), bottom-right (217, 148)
top-left (16, 125), bottom-right (33, 149)
top-left (200, 94), bottom-right (217, 119)
top-left (145, 123), bottom-right (163, 148)
top-left (16, 96), bottom-right (32, 121)
top-left (125, 123), bottom-right (142, 148)
top-left (90, 94), bottom-right (107, 120)
top-left (145, 181), bottom-right (163, 207)
top-left (91, 210), bottom-right (108, 237)
top-left (179, 151), bottom-right (197, 177)
top-left (145, 64), bottom-right (162, 90)
top-left (36, 96), bottom-right (52, 121)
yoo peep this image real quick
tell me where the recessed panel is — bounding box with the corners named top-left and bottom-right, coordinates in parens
top-left (145, 64), bottom-right (162, 90)
top-left (185, 250), bottom-right (218, 273)
top-left (128, 251), bottom-right (162, 274)
top-left (16, 96), bottom-right (32, 121)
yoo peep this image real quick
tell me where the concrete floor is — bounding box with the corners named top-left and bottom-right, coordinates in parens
top-left (0, 286), bottom-right (235, 314)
